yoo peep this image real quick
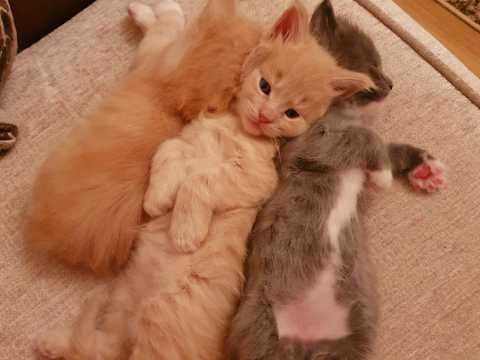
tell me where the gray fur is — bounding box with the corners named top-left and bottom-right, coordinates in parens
top-left (388, 143), bottom-right (431, 177)
top-left (309, 0), bottom-right (434, 180)
top-left (225, 2), bottom-right (439, 359)
top-left (226, 116), bottom-right (387, 360)
top-left (310, 0), bottom-right (392, 106)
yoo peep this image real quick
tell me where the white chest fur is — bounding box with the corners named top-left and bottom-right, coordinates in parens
top-left (327, 169), bottom-right (365, 262)
top-left (274, 169), bottom-right (365, 342)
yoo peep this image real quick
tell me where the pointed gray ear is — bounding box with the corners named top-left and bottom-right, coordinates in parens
top-left (328, 68), bottom-right (376, 100)
top-left (310, 0), bottom-right (337, 46)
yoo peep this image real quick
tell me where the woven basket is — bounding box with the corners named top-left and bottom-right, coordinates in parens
top-left (0, 0), bottom-right (17, 95)
top-left (0, 0), bottom-right (17, 156)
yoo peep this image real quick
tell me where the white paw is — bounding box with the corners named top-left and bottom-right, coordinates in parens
top-left (154, 0), bottom-right (183, 16)
top-left (36, 335), bottom-right (67, 359)
top-left (128, 2), bottom-right (156, 32)
top-left (368, 169), bottom-right (393, 190)
top-left (408, 155), bottom-right (446, 193)
top-left (154, 0), bottom-right (185, 28)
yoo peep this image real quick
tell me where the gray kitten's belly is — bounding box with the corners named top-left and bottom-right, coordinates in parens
top-left (273, 263), bottom-right (350, 342)
top-left (273, 169), bottom-right (366, 343)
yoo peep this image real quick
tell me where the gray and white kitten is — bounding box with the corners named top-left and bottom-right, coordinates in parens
top-left (225, 2), bottom-right (445, 359)
top-left (226, 114), bottom-right (392, 360)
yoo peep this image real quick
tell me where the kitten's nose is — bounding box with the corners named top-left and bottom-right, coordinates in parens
top-left (258, 113), bottom-right (272, 124)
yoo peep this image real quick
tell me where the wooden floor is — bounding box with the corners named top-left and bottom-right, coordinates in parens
top-left (393, 0), bottom-right (480, 78)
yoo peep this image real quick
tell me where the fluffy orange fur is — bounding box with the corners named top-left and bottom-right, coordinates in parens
top-left (38, 111), bottom-right (278, 359)
top-left (24, 0), bottom-right (260, 273)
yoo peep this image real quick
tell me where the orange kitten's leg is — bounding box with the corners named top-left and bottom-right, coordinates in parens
top-left (169, 158), bottom-right (277, 253)
top-left (144, 139), bottom-right (195, 217)
top-left (36, 327), bottom-right (72, 359)
top-left (129, 0), bottom-right (186, 68)
top-left (36, 287), bottom-right (126, 360)
top-left (169, 172), bottom-right (215, 253)
top-left (36, 288), bottom-right (106, 359)
top-left (128, 2), bottom-right (157, 33)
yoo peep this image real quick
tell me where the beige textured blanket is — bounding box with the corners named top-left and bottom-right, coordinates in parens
top-left (0, 0), bottom-right (479, 359)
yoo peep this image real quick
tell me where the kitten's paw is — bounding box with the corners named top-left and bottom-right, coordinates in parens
top-left (0, 123), bottom-right (18, 155)
top-left (169, 214), bottom-right (210, 253)
top-left (368, 169), bottom-right (393, 190)
top-left (128, 2), bottom-right (156, 32)
top-left (36, 334), bottom-right (68, 359)
top-left (169, 223), bottom-right (206, 253)
top-left (408, 154), bottom-right (445, 193)
top-left (153, 0), bottom-right (183, 17)
top-left (153, 0), bottom-right (185, 28)
top-left (143, 189), bottom-right (174, 217)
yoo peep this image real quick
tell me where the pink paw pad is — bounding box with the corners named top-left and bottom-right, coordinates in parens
top-left (408, 156), bottom-right (446, 193)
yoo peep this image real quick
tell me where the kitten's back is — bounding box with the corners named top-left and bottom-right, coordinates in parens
top-left (24, 0), bottom-right (260, 274)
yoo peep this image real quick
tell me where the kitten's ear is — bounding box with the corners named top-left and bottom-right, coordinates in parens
top-left (328, 69), bottom-right (376, 99)
top-left (310, 0), bottom-right (337, 45)
top-left (270, 1), bottom-right (309, 42)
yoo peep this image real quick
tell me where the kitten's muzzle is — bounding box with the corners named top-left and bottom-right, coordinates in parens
top-left (257, 113), bottom-right (273, 124)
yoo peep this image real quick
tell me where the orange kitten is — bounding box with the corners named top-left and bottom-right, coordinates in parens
top-left (36, 1), bottom-right (374, 359)
top-left (24, 0), bottom-right (260, 274)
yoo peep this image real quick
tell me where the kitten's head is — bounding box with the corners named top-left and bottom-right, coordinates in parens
top-left (310, 0), bottom-right (393, 107)
top-left (235, 1), bottom-right (375, 138)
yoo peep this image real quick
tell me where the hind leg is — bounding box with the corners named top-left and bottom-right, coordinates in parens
top-left (226, 289), bottom-right (279, 360)
top-left (36, 288), bottom-right (106, 359)
top-left (36, 286), bottom-right (126, 360)
top-left (36, 327), bottom-right (73, 359)
top-left (128, 0), bottom-right (186, 68)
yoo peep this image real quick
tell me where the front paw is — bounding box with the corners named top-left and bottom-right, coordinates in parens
top-left (408, 154), bottom-right (445, 193)
top-left (143, 188), bottom-right (174, 217)
top-left (169, 215), bottom-right (210, 253)
top-left (169, 204), bottom-right (211, 253)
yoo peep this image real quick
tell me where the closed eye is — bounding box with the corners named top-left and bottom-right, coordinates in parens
top-left (285, 109), bottom-right (299, 119)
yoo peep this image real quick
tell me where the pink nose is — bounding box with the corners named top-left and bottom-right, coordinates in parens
top-left (258, 113), bottom-right (272, 124)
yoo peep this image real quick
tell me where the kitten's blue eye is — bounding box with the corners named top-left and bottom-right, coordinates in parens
top-left (285, 109), bottom-right (299, 119)
top-left (259, 78), bottom-right (271, 95)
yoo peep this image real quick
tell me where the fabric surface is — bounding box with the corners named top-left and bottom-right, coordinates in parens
top-left (0, 0), bottom-right (479, 359)
top-left (0, 0), bottom-right (16, 95)
top-left (355, 0), bottom-right (480, 108)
